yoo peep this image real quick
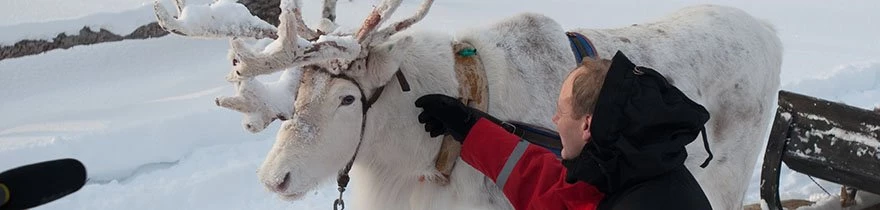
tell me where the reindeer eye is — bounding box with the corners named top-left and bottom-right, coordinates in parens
top-left (232, 58), bottom-right (239, 66)
top-left (341, 95), bottom-right (356, 106)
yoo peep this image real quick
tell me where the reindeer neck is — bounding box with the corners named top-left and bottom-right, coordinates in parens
top-left (343, 32), bottom-right (470, 209)
top-left (346, 160), bottom-right (421, 209)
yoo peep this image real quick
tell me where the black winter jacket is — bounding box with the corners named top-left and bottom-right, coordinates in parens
top-left (561, 51), bottom-right (713, 210)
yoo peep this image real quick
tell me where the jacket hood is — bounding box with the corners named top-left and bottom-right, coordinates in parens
top-left (562, 51), bottom-right (710, 194)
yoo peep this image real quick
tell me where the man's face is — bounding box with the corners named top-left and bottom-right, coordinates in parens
top-left (552, 67), bottom-right (592, 160)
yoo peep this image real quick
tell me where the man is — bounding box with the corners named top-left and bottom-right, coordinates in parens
top-left (415, 51), bottom-right (713, 209)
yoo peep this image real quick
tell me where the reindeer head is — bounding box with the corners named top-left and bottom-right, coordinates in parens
top-left (258, 0), bottom-right (435, 200)
top-left (154, 0), bottom-right (435, 200)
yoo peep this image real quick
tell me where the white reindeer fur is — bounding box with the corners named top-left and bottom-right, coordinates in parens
top-left (257, 4), bottom-right (782, 210)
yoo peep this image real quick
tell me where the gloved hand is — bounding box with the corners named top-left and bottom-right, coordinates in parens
top-left (414, 94), bottom-right (505, 142)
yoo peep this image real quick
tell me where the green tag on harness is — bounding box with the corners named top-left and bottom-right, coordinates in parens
top-left (457, 48), bottom-right (477, 57)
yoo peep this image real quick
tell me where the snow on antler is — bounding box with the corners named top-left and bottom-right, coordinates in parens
top-left (225, 0), bottom-right (360, 81)
top-left (153, 0), bottom-right (278, 39)
top-left (153, 0), bottom-right (362, 133)
top-left (216, 69), bottom-right (303, 133)
top-left (155, 0), bottom-right (359, 82)
top-left (153, 0), bottom-right (435, 133)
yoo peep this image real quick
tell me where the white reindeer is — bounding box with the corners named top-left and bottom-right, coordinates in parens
top-left (153, 0), bottom-right (782, 209)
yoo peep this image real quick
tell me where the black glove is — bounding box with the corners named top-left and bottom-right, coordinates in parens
top-left (415, 94), bottom-right (505, 142)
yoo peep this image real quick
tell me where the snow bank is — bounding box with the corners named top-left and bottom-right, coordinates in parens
top-left (0, 5), bottom-right (157, 46)
top-left (784, 60), bottom-right (880, 110)
top-left (0, 0), bottom-right (152, 26)
top-left (36, 139), bottom-right (346, 210)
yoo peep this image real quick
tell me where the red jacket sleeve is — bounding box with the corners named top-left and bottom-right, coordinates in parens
top-left (460, 118), bottom-right (604, 210)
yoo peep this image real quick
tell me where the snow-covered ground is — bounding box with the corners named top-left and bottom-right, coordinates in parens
top-left (0, 0), bottom-right (154, 26)
top-left (1, 0), bottom-right (878, 209)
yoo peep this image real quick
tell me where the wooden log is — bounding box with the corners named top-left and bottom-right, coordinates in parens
top-left (760, 110), bottom-right (793, 210)
top-left (778, 90), bottom-right (880, 194)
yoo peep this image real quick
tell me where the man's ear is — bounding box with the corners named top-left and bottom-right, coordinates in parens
top-left (361, 36), bottom-right (415, 88)
top-left (581, 115), bottom-right (593, 141)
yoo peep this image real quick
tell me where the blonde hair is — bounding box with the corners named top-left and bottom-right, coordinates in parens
top-left (570, 57), bottom-right (612, 118)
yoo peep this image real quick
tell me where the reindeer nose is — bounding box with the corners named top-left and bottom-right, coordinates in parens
top-left (266, 172), bottom-right (291, 193)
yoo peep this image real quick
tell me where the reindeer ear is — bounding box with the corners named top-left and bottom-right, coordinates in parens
top-left (363, 36), bottom-right (415, 87)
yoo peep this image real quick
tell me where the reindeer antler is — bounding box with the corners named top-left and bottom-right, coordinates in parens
top-left (153, 0), bottom-right (436, 134)
top-left (322, 0), bottom-right (339, 22)
top-left (292, 6), bottom-right (321, 41)
top-left (355, 0), bottom-right (403, 43)
top-left (153, 0), bottom-right (357, 133)
top-left (155, 0), bottom-right (358, 81)
top-left (319, 0), bottom-right (343, 35)
top-left (330, 0), bottom-right (432, 74)
top-left (216, 69), bottom-right (302, 133)
top-left (354, 0), bottom-right (434, 46)
top-left (367, 0), bottom-right (434, 45)
top-left (291, 0), bottom-right (344, 41)
top-left (225, 3), bottom-right (361, 81)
